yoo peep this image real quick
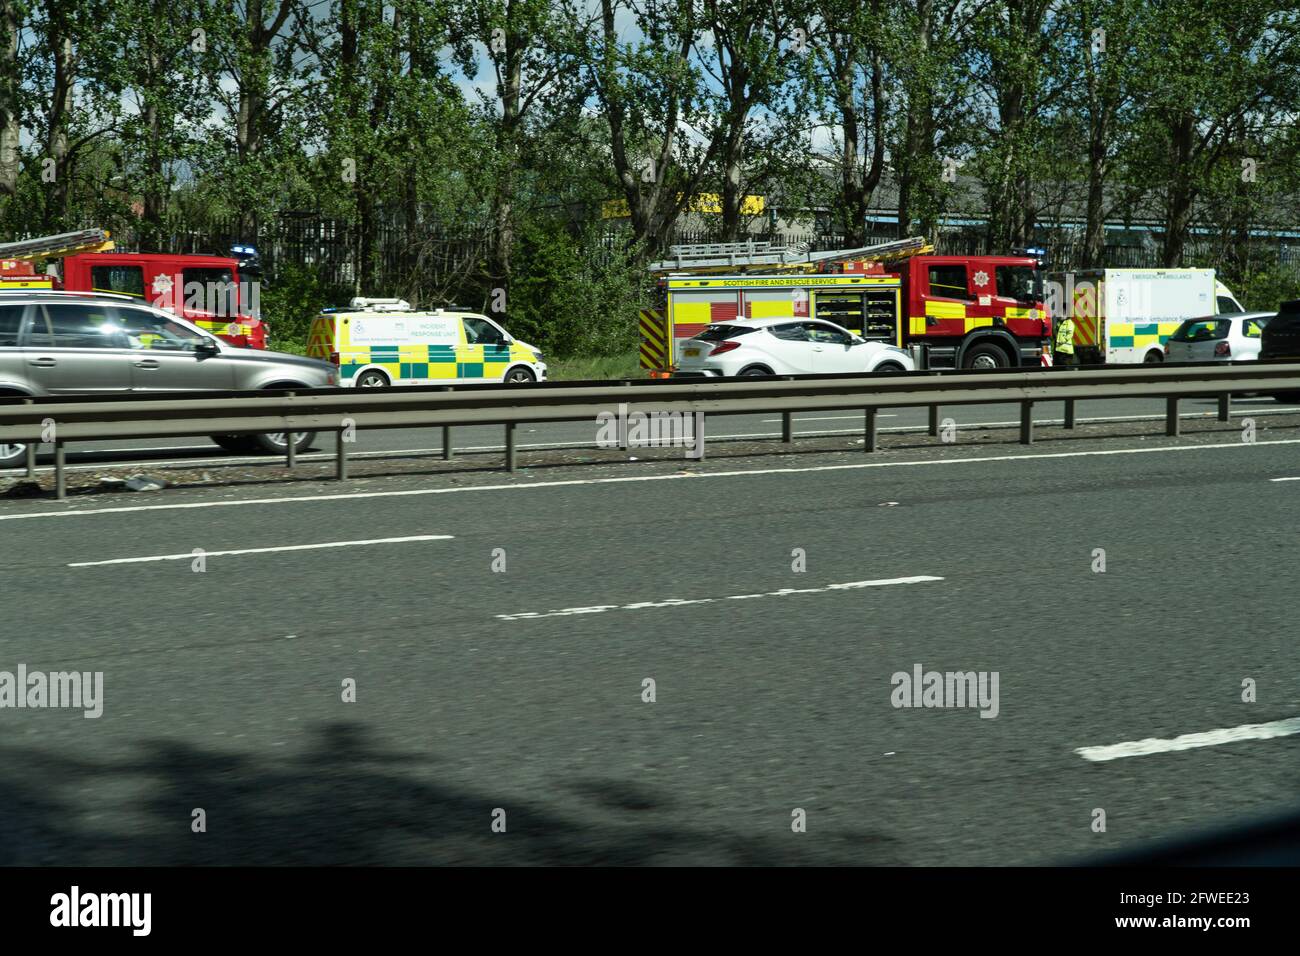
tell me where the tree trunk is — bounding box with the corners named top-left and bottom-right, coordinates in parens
top-left (45, 30), bottom-right (75, 230)
top-left (141, 3), bottom-right (166, 250)
top-left (0, 0), bottom-right (20, 199)
top-left (897, 0), bottom-right (932, 238)
top-left (1161, 111), bottom-right (1195, 267)
top-left (1082, 111), bottom-right (1109, 268)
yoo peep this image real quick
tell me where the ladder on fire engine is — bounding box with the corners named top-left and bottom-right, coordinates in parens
top-left (0, 228), bottom-right (115, 261)
top-left (648, 235), bottom-right (932, 274)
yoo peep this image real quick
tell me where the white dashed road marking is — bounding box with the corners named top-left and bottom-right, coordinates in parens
top-left (69, 534), bottom-right (455, 567)
top-left (1075, 716), bottom-right (1300, 762)
top-left (495, 576), bottom-right (944, 621)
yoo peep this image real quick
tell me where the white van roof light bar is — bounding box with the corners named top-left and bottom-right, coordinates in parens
top-left (349, 297), bottom-right (412, 311)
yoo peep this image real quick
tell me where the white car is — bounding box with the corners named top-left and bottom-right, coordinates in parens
top-left (673, 317), bottom-right (916, 377)
top-left (1163, 312), bottom-right (1273, 362)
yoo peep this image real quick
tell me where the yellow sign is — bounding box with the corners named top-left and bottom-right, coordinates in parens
top-left (668, 275), bottom-right (899, 289)
top-left (602, 194), bottom-right (765, 219)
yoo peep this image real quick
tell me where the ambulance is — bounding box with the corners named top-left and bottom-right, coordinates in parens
top-left (307, 298), bottom-right (547, 386)
top-left (1047, 268), bottom-right (1245, 364)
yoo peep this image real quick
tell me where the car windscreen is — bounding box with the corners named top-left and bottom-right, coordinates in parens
top-left (693, 325), bottom-right (755, 341)
top-left (1170, 319), bottom-right (1229, 342)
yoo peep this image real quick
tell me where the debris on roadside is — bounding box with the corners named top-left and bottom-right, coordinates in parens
top-left (124, 474), bottom-right (168, 492)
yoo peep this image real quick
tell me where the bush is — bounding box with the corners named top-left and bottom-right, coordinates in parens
top-left (507, 220), bottom-right (648, 358)
top-left (259, 264), bottom-right (351, 350)
top-left (1230, 266), bottom-right (1300, 313)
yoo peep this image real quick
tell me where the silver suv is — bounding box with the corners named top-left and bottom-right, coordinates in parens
top-left (0, 292), bottom-right (338, 467)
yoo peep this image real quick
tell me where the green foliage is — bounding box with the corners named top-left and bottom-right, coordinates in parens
top-left (258, 263), bottom-right (350, 351)
top-left (506, 219), bottom-right (647, 358)
top-left (1228, 267), bottom-right (1300, 314)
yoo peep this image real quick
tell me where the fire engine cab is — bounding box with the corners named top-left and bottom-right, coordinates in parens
top-left (641, 237), bottom-right (1051, 374)
top-left (0, 229), bottom-right (267, 349)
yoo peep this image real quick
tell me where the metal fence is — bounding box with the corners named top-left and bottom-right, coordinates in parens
top-left (4, 362), bottom-right (1299, 499)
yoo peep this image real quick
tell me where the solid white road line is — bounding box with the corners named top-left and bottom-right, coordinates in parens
top-left (68, 534), bottom-right (455, 567)
top-left (1269, 477), bottom-right (1300, 482)
top-left (1075, 716), bottom-right (1300, 762)
top-left (495, 576), bottom-right (944, 621)
top-left (7, 436), bottom-right (1300, 523)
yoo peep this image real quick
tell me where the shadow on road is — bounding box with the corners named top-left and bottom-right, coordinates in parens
top-left (0, 722), bottom-right (898, 866)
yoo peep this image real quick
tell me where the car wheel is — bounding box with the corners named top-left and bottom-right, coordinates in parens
top-left (961, 343), bottom-right (1009, 369)
top-left (251, 431), bottom-right (316, 455)
top-left (355, 370), bottom-right (389, 388)
top-left (1143, 350), bottom-right (1164, 363)
top-left (0, 442), bottom-right (28, 469)
top-left (210, 434), bottom-right (258, 454)
top-left (739, 366), bottom-right (771, 377)
top-left (873, 361), bottom-right (906, 373)
top-left (504, 366), bottom-right (536, 384)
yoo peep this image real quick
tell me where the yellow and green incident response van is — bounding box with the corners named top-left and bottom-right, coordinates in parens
top-left (307, 298), bottom-right (547, 386)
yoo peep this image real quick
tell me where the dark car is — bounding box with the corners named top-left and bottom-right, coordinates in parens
top-left (1260, 299), bottom-right (1300, 402)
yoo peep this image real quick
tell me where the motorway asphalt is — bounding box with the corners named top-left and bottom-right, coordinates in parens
top-left (1, 407), bottom-right (1299, 864)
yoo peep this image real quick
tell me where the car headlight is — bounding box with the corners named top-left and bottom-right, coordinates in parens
top-left (531, 350), bottom-right (544, 362)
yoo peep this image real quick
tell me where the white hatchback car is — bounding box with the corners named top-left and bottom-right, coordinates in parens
top-left (674, 317), bottom-right (916, 377)
top-left (1163, 312), bottom-right (1273, 362)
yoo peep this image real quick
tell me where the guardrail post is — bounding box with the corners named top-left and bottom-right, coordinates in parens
top-left (1166, 397), bottom-right (1180, 436)
top-left (336, 430), bottom-right (348, 480)
top-left (864, 408), bottom-right (877, 452)
top-left (441, 387), bottom-right (454, 460)
top-left (284, 391), bottom-right (297, 468)
top-left (505, 422), bottom-right (517, 472)
top-left (22, 398), bottom-right (35, 477)
top-left (1064, 399), bottom-right (1076, 430)
top-left (1020, 401), bottom-right (1034, 444)
top-left (1218, 393), bottom-right (1231, 422)
top-left (54, 440), bottom-right (66, 500)
top-left (782, 411), bottom-right (793, 443)
top-left (928, 405), bottom-right (940, 437)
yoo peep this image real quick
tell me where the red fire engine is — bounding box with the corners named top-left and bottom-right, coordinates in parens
top-left (640, 237), bottom-right (1052, 373)
top-left (0, 229), bottom-right (267, 349)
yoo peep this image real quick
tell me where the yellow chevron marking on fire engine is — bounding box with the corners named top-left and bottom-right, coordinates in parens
top-left (639, 308), bottom-right (668, 370)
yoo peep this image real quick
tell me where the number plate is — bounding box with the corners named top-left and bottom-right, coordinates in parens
top-left (684, 348), bottom-right (700, 357)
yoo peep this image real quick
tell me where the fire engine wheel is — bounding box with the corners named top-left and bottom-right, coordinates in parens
top-left (961, 343), bottom-right (1010, 370)
top-left (504, 367), bottom-right (537, 384)
top-left (252, 431), bottom-right (316, 455)
top-left (1143, 350), bottom-right (1164, 363)
top-left (355, 370), bottom-right (390, 388)
top-left (0, 442), bottom-right (28, 468)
